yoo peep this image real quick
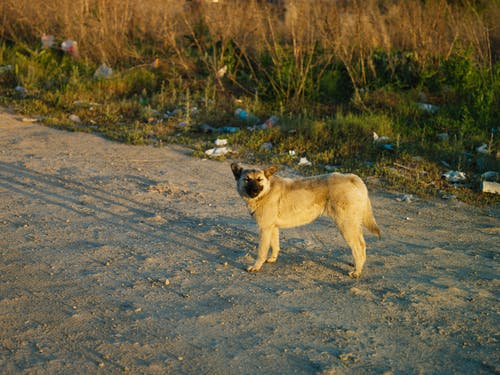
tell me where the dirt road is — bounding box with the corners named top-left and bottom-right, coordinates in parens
top-left (0, 108), bottom-right (498, 374)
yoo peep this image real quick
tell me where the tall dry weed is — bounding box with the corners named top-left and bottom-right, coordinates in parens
top-left (0, 0), bottom-right (496, 91)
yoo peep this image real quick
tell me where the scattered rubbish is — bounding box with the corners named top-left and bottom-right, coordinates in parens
top-left (15, 86), bottom-right (27, 97)
top-left (214, 138), bottom-right (227, 147)
top-left (218, 126), bottom-right (240, 134)
top-left (417, 102), bottom-right (438, 113)
top-left (396, 194), bottom-right (416, 203)
top-left (441, 160), bottom-right (452, 168)
top-left (61, 39), bottom-right (79, 58)
top-left (482, 181), bottom-right (500, 195)
top-left (41, 34), bottom-right (54, 49)
top-left (205, 147), bottom-right (231, 157)
top-left (201, 124), bottom-right (216, 133)
top-left (288, 150), bottom-right (296, 156)
top-left (481, 171), bottom-right (499, 181)
top-left (93, 63), bottom-right (113, 79)
top-left (21, 117), bottom-right (43, 123)
top-left (324, 165), bottom-right (341, 172)
top-left (235, 108), bottom-right (259, 124)
top-left (73, 100), bottom-right (100, 108)
top-left (373, 132), bottom-right (394, 150)
top-left (260, 142), bottom-right (273, 152)
top-left (393, 162), bottom-right (427, 176)
top-left (262, 115), bottom-right (279, 129)
top-left (216, 65), bottom-right (228, 78)
top-left (475, 144), bottom-right (489, 154)
top-left (442, 170), bottom-right (466, 183)
top-left (437, 133), bottom-right (449, 142)
top-left (205, 139), bottom-right (232, 157)
top-left (69, 114), bottom-right (81, 123)
top-left (298, 157), bottom-right (312, 166)
top-left (0, 65), bottom-right (12, 73)
top-left (373, 132), bottom-right (390, 143)
top-left (177, 122), bottom-right (187, 128)
top-left (439, 191), bottom-right (457, 200)
top-left (382, 143), bottom-right (394, 151)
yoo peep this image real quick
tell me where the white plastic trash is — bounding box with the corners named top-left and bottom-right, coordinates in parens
top-left (94, 63), bottom-right (113, 79)
top-left (214, 138), bottom-right (228, 146)
top-left (69, 114), bottom-right (81, 123)
top-left (298, 157), bottom-right (312, 166)
top-left (442, 170), bottom-right (466, 183)
top-left (205, 147), bottom-right (231, 157)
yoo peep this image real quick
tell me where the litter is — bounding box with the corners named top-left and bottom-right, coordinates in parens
top-left (373, 132), bottom-right (394, 150)
top-left (298, 157), bottom-right (312, 166)
top-left (482, 181), bottom-right (500, 195)
top-left (260, 142), bottom-right (273, 152)
top-left (439, 191), bottom-right (457, 200)
top-left (382, 143), bottom-right (394, 151)
top-left (205, 147), bottom-right (231, 157)
top-left (373, 132), bottom-right (390, 143)
top-left (21, 117), bottom-right (43, 123)
top-left (69, 114), bottom-right (81, 123)
top-left (234, 108), bottom-right (259, 124)
top-left (214, 138), bottom-right (227, 146)
top-left (288, 150), bottom-right (296, 156)
top-left (396, 194), bottom-right (416, 203)
top-left (481, 171), bottom-right (499, 181)
top-left (61, 39), bottom-right (79, 58)
top-left (442, 170), bottom-right (466, 183)
top-left (324, 165), bottom-right (340, 172)
top-left (201, 124), bottom-right (216, 133)
top-left (476, 144), bottom-right (489, 154)
top-left (261, 115), bottom-right (279, 129)
top-left (218, 126), bottom-right (240, 134)
top-left (205, 138), bottom-right (232, 157)
top-left (94, 63), bottom-right (113, 79)
top-left (15, 86), bottom-right (27, 97)
top-left (0, 65), bottom-right (12, 73)
top-left (437, 133), bottom-right (449, 142)
top-left (216, 65), bottom-right (227, 78)
top-left (41, 34), bottom-right (54, 49)
top-left (417, 103), bottom-right (438, 113)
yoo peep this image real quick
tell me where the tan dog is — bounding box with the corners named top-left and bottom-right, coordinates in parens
top-left (231, 163), bottom-right (381, 278)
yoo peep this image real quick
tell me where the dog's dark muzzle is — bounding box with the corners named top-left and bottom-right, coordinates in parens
top-left (245, 181), bottom-right (263, 198)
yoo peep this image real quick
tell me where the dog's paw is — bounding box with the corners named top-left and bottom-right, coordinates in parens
top-left (266, 257), bottom-right (277, 264)
top-left (246, 265), bottom-right (261, 272)
top-left (348, 270), bottom-right (361, 279)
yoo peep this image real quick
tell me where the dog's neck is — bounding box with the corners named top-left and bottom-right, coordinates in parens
top-left (244, 196), bottom-right (263, 217)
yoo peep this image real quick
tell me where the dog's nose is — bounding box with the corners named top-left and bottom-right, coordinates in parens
top-left (246, 181), bottom-right (262, 197)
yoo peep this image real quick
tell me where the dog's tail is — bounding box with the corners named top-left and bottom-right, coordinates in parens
top-left (363, 199), bottom-right (381, 239)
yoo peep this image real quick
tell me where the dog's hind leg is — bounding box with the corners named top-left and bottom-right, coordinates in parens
top-left (266, 227), bottom-right (280, 263)
top-left (337, 220), bottom-right (366, 278)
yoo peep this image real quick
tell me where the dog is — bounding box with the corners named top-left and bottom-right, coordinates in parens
top-left (231, 163), bottom-right (381, 278)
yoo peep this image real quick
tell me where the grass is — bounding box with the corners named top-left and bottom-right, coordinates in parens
top-left (0, 0), bottom-right (499, 207)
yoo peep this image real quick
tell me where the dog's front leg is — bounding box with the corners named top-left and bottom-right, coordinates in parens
top-left (266, 227), bottom-right (280, 263)
top-left (247, 227), bottom-right (273, 272)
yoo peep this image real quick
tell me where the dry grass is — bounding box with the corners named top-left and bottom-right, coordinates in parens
top-left (1, 0), bottom-right (496, 69)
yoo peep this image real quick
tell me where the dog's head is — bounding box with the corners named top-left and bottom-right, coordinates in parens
top-left (231, 163), bottom-right (279, 200)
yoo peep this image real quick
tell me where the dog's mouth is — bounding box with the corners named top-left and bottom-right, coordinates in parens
top-left (245, 181), bottom-right (263, 198)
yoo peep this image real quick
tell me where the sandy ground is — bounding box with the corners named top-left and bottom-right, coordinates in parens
top-left (0, 107), bottom-right (498, 375)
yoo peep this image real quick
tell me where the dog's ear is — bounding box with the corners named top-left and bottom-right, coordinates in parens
top-left (264, 165), bottom-right (280, 178)
top-left (231, 163), bottom-right (243, 180)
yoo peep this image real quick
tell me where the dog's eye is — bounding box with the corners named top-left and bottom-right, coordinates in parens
top-left (257, 177), bottom-right (263, 182)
